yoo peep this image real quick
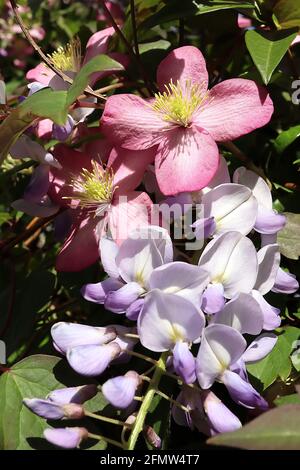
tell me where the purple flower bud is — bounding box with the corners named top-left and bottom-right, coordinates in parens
top-left (202, 391), bottom-right (242, 434)
top-left (43, 427), bottom-right (88, 449)
top-left (192, 216), bottom-right (216, 240)
top-left (51, 322), bottom-right (117, 354)
top-left (52, 115), bottom-right (74, 142)
top-left (23, 398), bottom-right (84, 420)
top-left (272, 267), bottom-right (299, 294)
top-left (102, 371), bottom-right (140, 409)
top-left (47, 384), bottom-right (98, 405)
top-left (67, 342), bottom-right (121, 376)
top-left (222, 370), bottom-right (268, 410)
top-left (173, 342), bottom-right (196, 384)
top-left (144, 425), bottom-right (162, 449)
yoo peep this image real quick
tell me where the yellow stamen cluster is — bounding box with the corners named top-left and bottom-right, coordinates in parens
top-left (71, 161), bottom-right (114, 216)
top-left (47, 37), bottom-right (81, 72)
top-left (152, 79), bottom-right (207, 127)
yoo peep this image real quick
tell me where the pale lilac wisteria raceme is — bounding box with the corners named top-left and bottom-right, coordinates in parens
top-left (24, 213), bottom-right (298, 448)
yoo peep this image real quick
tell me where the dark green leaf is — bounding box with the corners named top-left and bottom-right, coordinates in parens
top-left (245, 29), bottom-right (298, 84)
top-left (277, 213), bottom-right (300, 260)
top-left (274, 125), bottom-right (300, 154)
top-left (207, 405), bottom-right (300, 449)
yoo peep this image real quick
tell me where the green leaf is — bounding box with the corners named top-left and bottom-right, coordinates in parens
top-left (245, 29), bottom-right (298, 84)
top-left (247, 327), bottom-right (300, 389)
top-left (274, 125), bottom-right (300, 154)
top-left (274, 394), bottom-right (300, 406)
top-left (139, 40), bottom-right (171, 54)
top-left (141, 0), bottom-right (254, 28)
top-left (273, 0), bottom-right (300, 29)
top-left (0, 354), bottom-right (107, 450)
top-left (0, 89), bottom-right (68, 166)
top-left (277, 212), bottom-right (300, 260)
top-left (66, 54), bottom-right (123, 107)
top-left (207, 405), bottom-right (300, 449)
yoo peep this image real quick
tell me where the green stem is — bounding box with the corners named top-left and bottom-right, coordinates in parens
top-left (126, 352), bottom-right (168, 450)
top-left (84, 410), bottom-right (132, 428)
top-left (88, 432), bottom-right (124, 449)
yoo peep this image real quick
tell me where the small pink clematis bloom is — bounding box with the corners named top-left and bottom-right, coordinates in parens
top-left (101, 46), bottom-right (274, 196)
top-left (48, 144), bottom-right (155, 271)
top-left (26, 27), bottom-right (128, 139)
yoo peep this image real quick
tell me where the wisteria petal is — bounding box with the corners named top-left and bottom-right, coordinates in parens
top-left (255, 206), bottom-right (286, 235)
top-left (149, 261), bottom-right (209, 307)
top-left (102, 371), bottom-right (140, 409)
top-left (47, 385), bottom-right (98, 405)
top-left (104, 282), bottom-right (144, 313)
top-left (222, 370), bottom-right (268, 409)
top-left (201, 283), bottom-right (225, 314)
top-left (101, 94), bottom-right (169, 149)
top-left (173, 342), bottom-right (196, 384)
top-left (156, 46), bottom-right (209, 91)
top-left (201, 183), bottom-right (258, 235)
top-left (51, 322), bottom-right (116, 354)
top-left (43, 427), bottom-right (88, 449)
top-left (155, 127), bottom-right (219, 196)
top-left (272, 267), bottom-right (299, 294)
top-left (196, 324), bottom-right (246, 389)
top-left (81, 278), bottom-right (123, 304)
top-left (67, 343), bottom-right (120, 376)
top-left (250, 290), bottom-right (281, 330)
top-left (213, 293), bottom-right (264, 335)
top-left (23, 399), bottom-right (65, 420)
top-left (198, 231), bottom-right (258, 298)
top-left (126, 298), bottom-right (144, 321)
top-left (99, 237), bottom-right (119, 278)
top-left (194, 78), bottom-right (274, 141)
top-left (242, 333), bottom-right (278, 363)
top-left (138, 290), bottom-right (205, 352)
top-left (192, 217), bottom-right (216, 240)
top-left (115, 225), bottom-right (165, 286)
top-left (202, 392), bottom-right (242, 434)
top-left (11, 196), bottom-right (59, 217)
top-left (254, 244), bottom-right (280, 294)
top-left (233, 166), bottom-right (272, 209)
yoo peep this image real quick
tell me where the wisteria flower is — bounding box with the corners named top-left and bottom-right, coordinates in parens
top-left (101, 46), bottom-right (273, 196)
top-left (82, 225), bottom-right (173, 317)
top-left (48, 144), bottom-right (155, 271)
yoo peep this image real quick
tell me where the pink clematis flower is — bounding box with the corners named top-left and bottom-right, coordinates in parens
top-left (48, 144), bottom-right (155, 271)
top-left (26, 27), bottom-right (128, 139)
top-left (101, 46), bottom-right (274, 196)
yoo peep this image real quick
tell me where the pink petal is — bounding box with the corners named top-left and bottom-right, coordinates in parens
top-left (155, 127), bottom-right (219, 195)
top-left (26, 63), bottom-right (55, 85)
top-left (109, 191), bottom-right (153, 245)
top-left (56, 215), bottom-right (104, 272)
top-left (156, 46), bottom-right (208, 91)
top-left (101, 94), bottom-right (169, 149)
top-left (83, 27), bottom-right (114, 64)
top-left (194, 78), bottom-right (274, 142)
top-left (34, 119), bottom-right (53, 139)
top-left (108, 146), bottom-right (156, 193)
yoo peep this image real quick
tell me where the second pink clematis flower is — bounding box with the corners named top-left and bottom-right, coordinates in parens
top-left (101, 46), bottom-right (274, 196)
top-left (48, 144), bottom-right (155, 272)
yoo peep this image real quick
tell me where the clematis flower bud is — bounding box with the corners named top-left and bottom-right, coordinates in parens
top-left (43, 427), bottom-right (88, 449)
